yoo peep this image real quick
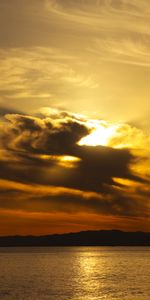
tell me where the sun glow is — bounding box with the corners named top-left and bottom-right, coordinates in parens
top-left (78, 123), bottom-right (119, 147)
top-left (58, 155), bottom-right (81, 168)
top-left (31, 154), bottom-right (81, 168)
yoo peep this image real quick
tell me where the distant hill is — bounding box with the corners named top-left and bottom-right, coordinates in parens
top-left (0, 230), bottom-right (150, 247)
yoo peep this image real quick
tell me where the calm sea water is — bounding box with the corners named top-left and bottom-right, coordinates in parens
top-left (0, 247), bottom-right (150, 300)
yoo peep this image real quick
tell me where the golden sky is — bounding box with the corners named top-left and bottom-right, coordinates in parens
top-left (0, 0), bottom-right (150, 235)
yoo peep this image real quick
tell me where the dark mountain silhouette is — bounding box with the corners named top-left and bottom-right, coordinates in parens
top-left (0, 230), bottom-right (150, 247)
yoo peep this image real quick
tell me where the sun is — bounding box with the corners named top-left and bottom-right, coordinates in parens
top-left (78, 122), bottom-right (119, 147)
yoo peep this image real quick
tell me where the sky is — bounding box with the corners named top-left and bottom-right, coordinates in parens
top-left (0, 0), bottom-right (150, 235)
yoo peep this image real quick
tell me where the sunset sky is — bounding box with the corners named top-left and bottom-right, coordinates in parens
top-left (0, 0), bottom-right (150, 235)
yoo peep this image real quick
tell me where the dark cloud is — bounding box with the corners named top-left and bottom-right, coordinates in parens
top-left (0, 110), bottom-right (149, 221)
top-left (0, 181), bottom-right (149, 219)
top-left (1, 113), bottom-right (89, 155)
top-left (0, 112), bottom-right (139, 188)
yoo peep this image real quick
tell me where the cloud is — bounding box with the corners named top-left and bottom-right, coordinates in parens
top-left (2, 112), bottom-right (89, 154)
top-left (0, 1), bottom-right (150, 122)
top-left (0, 108), bottom-right (149, 229)
top-left (90, 37), bottom-right (150, 68)
top-left (0, 0), bottom-right (150, 234)
top-left (0, 110), bottom-right (142, 188)
top-left (46, 0), bottom-right (150, 33)
top-left (0, 176), bottom-right (149, 221)
top-left (0, 47), bottom-right (97, 106)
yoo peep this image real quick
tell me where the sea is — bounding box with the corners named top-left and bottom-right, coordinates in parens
top-left (0, 247), bottom-right (150, 300)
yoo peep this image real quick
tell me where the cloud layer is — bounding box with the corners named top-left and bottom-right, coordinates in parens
top-left (0, 0), bottom-right (150, 234)
top-left (0, 0), bottom-right (150, 121)
top-left (0, 109), bottom-right (149, 234)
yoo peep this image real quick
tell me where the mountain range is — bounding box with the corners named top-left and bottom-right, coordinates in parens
top-left (0, 230), bottom-right (150, 247)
